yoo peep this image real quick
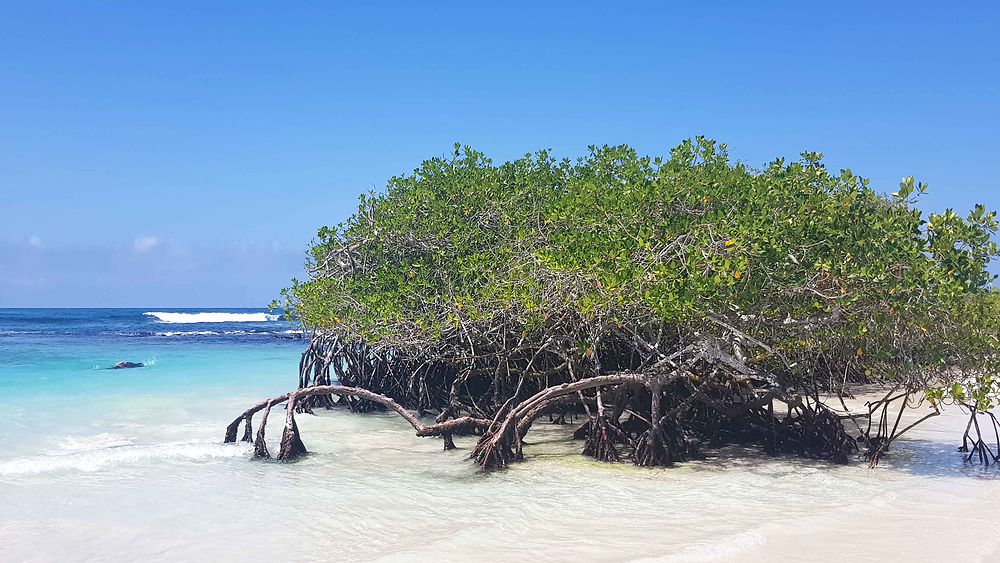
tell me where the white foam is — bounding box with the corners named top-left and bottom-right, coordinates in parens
top-left (153, 330), bottom-right (293, 337)
top-left (144, 312), bottom-right (279, 324)
top-left (632, 531), bottom-right (766, 562)
top-left (56, 433), bottom-right (135, 453)
top-left (0, 442), bottom-right (251, 476)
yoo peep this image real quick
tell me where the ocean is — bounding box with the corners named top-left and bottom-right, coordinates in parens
top-left (1, 308), bottom-right (999, 562)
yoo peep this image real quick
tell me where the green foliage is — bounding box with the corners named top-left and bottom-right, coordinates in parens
top-left (280, 139), bottom-right (999, 399)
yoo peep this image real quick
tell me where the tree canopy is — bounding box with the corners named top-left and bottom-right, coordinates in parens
top-left (253, 139), bottom-right (999, 467)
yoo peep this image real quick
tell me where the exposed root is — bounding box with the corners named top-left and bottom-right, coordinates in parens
top-left (437, 408), bottom-right (458, 450)
top-left (442, 432), bottom-right (456, 451)
top-left (254, 401), bottom-right (273, 459)
top-left (224, 418), bottom-right (240, 443)
top-left (277, 412), bottom-right (308, 461)
top-left (632, 423), bottom-right (672, 467)
top-left (471, 427), bottom-right (518, 469)
top-left (755, 401), bottom-right (857, 464)
top-left (240, 416), bottom-right (253, 443)
top-left (226, 337), bottom-right (947, 472)
top-left (960, 407), bottom-right (1000, 466)
top-left (581, 416), bottom-right (626, 462)
top-left (862, 391), bottom-right (936, 468)
top-left (225, 385), bottom-right (491, 462)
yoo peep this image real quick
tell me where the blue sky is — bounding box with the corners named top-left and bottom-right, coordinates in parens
top-left (1, 2), bottom-right (997, 307)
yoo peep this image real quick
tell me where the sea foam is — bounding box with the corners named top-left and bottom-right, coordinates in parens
top-left (0, 442), bottom-right (251, 476)
top-left (644, 530), bottom-right (766, 562)
top-left (56, 433), bottom-right (135, 453)
top-left (144, 311), bottom-right (279, 324)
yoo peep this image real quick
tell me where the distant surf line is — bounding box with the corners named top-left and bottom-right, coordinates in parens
top-left (144, 312), bottom-right (279, 324)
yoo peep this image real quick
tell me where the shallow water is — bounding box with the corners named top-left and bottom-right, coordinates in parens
top-left (2, 309), bottom-right (999, 562)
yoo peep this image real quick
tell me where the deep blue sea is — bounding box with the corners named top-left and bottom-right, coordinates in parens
top-left (2, 309), bottom-right (998, 561)
top-left (0, 307), bottom-right (301, 344)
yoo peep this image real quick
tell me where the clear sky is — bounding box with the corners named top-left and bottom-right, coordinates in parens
top-left (1, 2), bottom-right (997, 307)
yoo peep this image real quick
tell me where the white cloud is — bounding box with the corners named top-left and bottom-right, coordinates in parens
top-left (27, 234), bottom-right (42, 247)
top-left (133, 236), bottom-right (160, 253)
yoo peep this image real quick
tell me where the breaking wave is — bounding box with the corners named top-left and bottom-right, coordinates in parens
top-left (153, 329), bottom-right (303, 337)
top-left (144, 312), bottom-right (279, 324)
top-left (56, 433), bottom-right (135, 453)
top-left (0, 441), bottom-right (251, 476)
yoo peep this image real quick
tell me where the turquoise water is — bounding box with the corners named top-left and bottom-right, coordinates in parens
top-left (2, 309), bottom-right (1000, 561)
top-left (0, 309), bottom-right (303, 464)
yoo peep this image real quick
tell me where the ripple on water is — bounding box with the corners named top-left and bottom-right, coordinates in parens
top-left (0, 441), bottom-right (252, 476)
top-left (2, 405), bottom-right (1000, 561)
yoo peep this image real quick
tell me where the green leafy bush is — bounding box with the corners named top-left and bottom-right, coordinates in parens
top-left (282, 139), bottom-right (996, 400)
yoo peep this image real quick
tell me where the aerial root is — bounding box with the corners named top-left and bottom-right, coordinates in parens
top-left (277, 407), bottom-right (308, 461)
top-left (225, 385), bottom-right (492, 463)
top-left (225, 360), bottom-right (880, 471)
top-left (795, 404), bottom-right (855, 465)
top-left (471, 427), bottom-right (518, 469)
top-left (224, 418), bottom-right (240, 444)
top-left (861, 392), bottom-right (932, 468)
top-left (241, 416), bottom-right (253, 443)
top-left (960, 408), bottom-right (1000, 466)
top-left (254, 401), bottom-right (274, 459)
top-left (581, 416), bottom-right (626, 462)
top-left (442, 432), bottom-right (456, 451)
top-left (632, 422), bottom-right (672, 467)
top-left (769, 403), bottom-right (856, 465)
top-left (437, 409), bottom-right (457, 450)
